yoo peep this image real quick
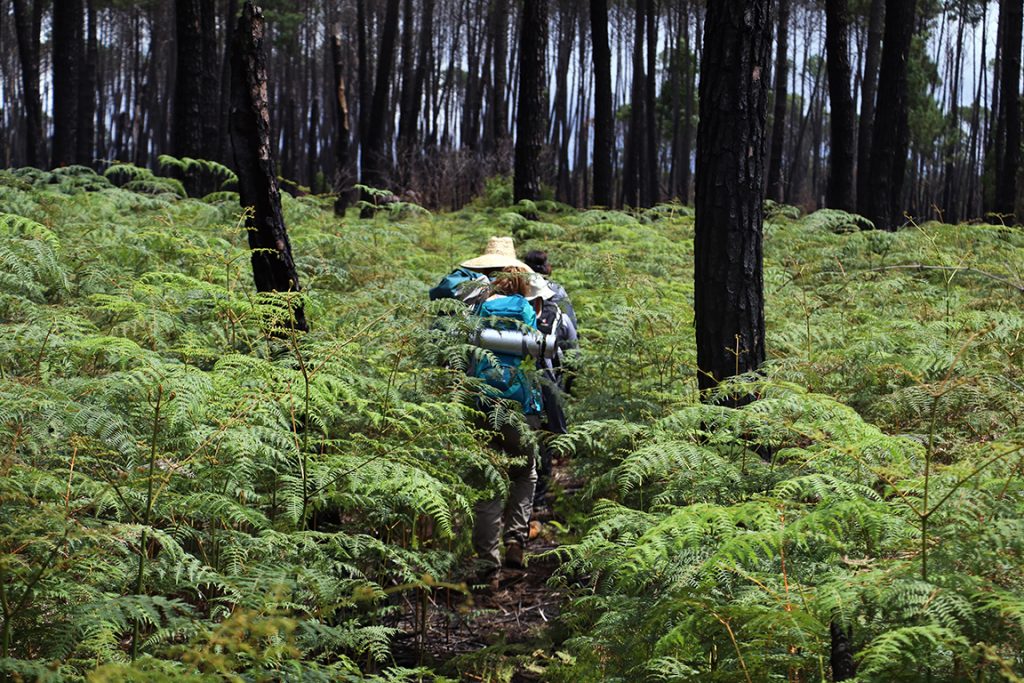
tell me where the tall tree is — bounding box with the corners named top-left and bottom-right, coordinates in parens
top-left (52, 0), bottom-right (83, 168)
top-left (489, 0), bottom-right (510, 152)
top-left (12, 0), bottom-right (43, 167)
top-left (766, 0), bottom-right (790, 202)
top-left (824, 0), bottom-right (855, 210)
top-left (590, 0), bottom-right (614, 206)
top-left (331, 31), bottom-right (352, 216)
top-left (995, 0), bottom-right (1022, 219)
top-left (514, 0), bottom-right (549, 202)
top-left (76, 0), bottom-right (98, 167)
top-left (644, 0), bottom-right (659, 206)
top-left (855, 0), bottom-right (885, 215)
top-left (622, 0), bottom-right (647, 207)
top-left (174, 0), bottom-right (207, 160)
top-left (229, 1), bottom-right (307, 332)
top-left (866, 0), bottom-right (917, 230)
top-left (361, 0), bottom-right (401, 212)
top-left (694, 0), bottom-right (772, 398)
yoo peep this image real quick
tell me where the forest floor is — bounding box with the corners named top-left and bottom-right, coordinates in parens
top-left (391, 459), bottom-right (581, 681)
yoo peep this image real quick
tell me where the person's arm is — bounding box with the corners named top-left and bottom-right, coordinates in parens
top-left (521, 298), bottom-right (537, 328)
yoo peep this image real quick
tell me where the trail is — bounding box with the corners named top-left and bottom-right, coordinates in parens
top-left (391, 459), bottom-right (580, 680)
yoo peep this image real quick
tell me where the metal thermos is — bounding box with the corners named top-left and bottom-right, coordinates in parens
top-left (470, 328), bottom-right (559, 360)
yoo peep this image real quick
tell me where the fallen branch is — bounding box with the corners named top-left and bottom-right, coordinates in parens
top-left (865, 264), bottom-right (1024, 293)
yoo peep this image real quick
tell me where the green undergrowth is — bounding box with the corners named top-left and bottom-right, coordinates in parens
top-left (1, 165), bottom-right (1023, 681)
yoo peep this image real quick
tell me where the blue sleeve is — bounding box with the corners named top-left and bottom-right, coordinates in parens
top-left (521, 299), bottom-right (537, 328)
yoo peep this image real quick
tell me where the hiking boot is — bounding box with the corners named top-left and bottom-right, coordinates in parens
top-left (473, 567), bottom-right (501, 595)
top-left (504, 541), bottom-right (525, 569)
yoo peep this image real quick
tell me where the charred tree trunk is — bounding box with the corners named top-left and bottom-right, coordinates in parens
top-left (514, 0), bottom-right (549, 203)
top-left (489, 0), bottom-right (510, 153)
top-left (12, 0), bottom-right (44, 167)
top-left (590, 0), bottom-right (614, 206)
top-left (680, 7), bottom-right (696, 204)
top-left (229, 1), bottom-right (307, 332)
top-left (644, 0), bottom-right (659, 206)
top-left (200, 0), bottom-right (220, 161)
top-left (622, 0), bottom-right (647, 208)
top-left (331, 32), bottom-right (352, 217)
top-left (830, 622), bottom-right (857, 680)
top-left (52, 0), bottom-right (83, 168)
top-left (856, 0), bottom-right (885, 215)
top-left (220, 0), bottom-right (239, 163)
top-left (694, 0), bottom-right (771, 399)
top-left (766, 0), bottom-right (790, 203)
top-left (76, 0), bottom-right (98, 167)
top-left (995, 0), bottom-right (1022, 220)
top-left (361, 0), bottom-right (401, 216)
top-left (174, 0), bottom-right (206, 161)
top-left (356, 0), bottom-right (372, 148)
top-left (552, 4), bottom-right (575, 203)
top-left (825, 0), bottom-right (855, 211)
top-left (866, 0), bottom-right (916, 230)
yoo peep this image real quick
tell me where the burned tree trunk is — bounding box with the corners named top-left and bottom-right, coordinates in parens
top-left (766, 0), bottom-right (790, 203)
top-left (995, 0), bottom-right (1022, 220)
top-left (360, 0), bottom-right (401, 216)
top-left (229, 1), bottom-right (307, 332)
top-left (825, 0), bottom-right (855, 211)
top-left (855, 0), bottom-right (884, 215)
top-left (866, 0), bottom-right (917, 230)
top-left (52, 0), bottom-right (83, 168)
top-left (694, 0), bottom-right (771, 399)
top-left (331, 31), bottom-right (352, 217)
top-left (12, 0), bottom-right (44, 168)
top-left (76, 0), bottom-right (98, 167)
top-left (514, 0), bottom-right (549, 203)
top-left (590, 0), bottom-right (614, 206)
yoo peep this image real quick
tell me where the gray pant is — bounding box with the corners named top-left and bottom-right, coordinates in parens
top-left (473, 414), bottom-right (540, 571)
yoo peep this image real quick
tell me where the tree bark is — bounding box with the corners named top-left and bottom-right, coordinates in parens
top-left (995, 0), bottom-right (1022, 219)
top-left (830, 622), bottom-right (857, 680)
top-left (52, 0), bottom-right (83, 168)
top-left (76, 0), bottom-right (98, 167)
top-left (174, 0), bottom-right (205, 160)
top-left (856, 0), bottom-right (885, 215)
top-left (514, 0), bottom-right (549, 203)
top-left (766, 0), bottom-right (790, 203)
top-left (622, 0), bottom-right (647, 208)
top-left (490, 0), bottom-right (510, 151)
top-left (12, 0), bottom-right (44, 168)
top-left (866, 0), bottom-right (917, 230)
top-left (694, 0), bottom-right (771, 398)
top-left (644, 0), bottom-right (659, 206)
top-left (590, 0), bottom-right (614, 206)
top-left (229, 1), bottom-right (307, 332)
top-left (825, 0), bottom-right (855, 210)
top-left (332, 31), bottom-right (352, 216)
top-left (361, 0), bottom-right (401, 214)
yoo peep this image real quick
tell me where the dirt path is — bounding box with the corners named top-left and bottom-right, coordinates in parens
top-left (391, 462), bottom-right (578, 681)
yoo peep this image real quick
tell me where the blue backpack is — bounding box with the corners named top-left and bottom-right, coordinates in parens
top-left (429, 267), bottom-right (487, 302)
top-left (472, 295), bottom-right (542, 414)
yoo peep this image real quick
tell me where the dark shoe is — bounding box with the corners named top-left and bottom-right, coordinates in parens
top-left (473, 567), bottom-right (501, 595)
top-left (504, 542), bottom-right (525, 569)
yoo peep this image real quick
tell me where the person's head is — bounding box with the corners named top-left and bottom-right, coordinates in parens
top-left (523, 250), bottom-right (552, 276)
top-left (491, 266), bottom-right (531, 298)
top-left (461, 236), bottom-right (533, 272)
top-left (524, 273), bottom-right (555, 315)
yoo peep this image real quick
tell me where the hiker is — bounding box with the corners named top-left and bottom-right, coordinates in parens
top-left (523, 250), bottom-right (577, 330)
top-left (433, 237), bottom-right (546, 590)
top-left (522, 255), bottom-right (579, 514)
top-left (469, 269), bottom-right (551, 591)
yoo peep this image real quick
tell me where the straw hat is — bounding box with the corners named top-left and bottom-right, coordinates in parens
top-left (460, 236), bottom-right (534, 271)
top-left (526, 273), bottom-right (556, 301)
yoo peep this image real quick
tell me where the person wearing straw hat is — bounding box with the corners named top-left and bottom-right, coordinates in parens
top-left (435, 237), bottom-right (547, 592)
